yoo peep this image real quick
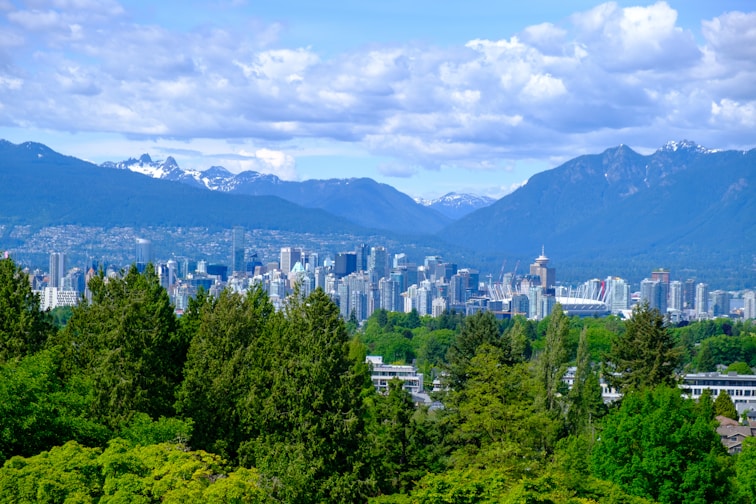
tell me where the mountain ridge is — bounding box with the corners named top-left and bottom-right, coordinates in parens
top-left (1, 138), bottom-right (754, 288)
top-left (439, 141), bottom-right (755, 286)
top-left (99, 154), bottom-right (494, 231)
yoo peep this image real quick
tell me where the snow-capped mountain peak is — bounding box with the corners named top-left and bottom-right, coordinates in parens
top-left (657, 140), bottom-right (715, 154)
top-left (415, 192), bottom-right (495, 219)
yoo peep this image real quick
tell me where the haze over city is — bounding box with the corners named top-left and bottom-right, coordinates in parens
top-left (1, 0), bottom-right (754, 199)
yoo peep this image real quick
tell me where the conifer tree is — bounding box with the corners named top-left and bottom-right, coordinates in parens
top-left (604, 302), bottom-right (682, 394)
top-left (239, 287), bottom-right (373, 502)
top-left (714, 389), bottom-right (738, 421)
top-left (176, 285), bottom-right (276, 461)
top-left (56, 265), bottom-right (182, 427)
top-left (444, 310), bottom-right (500, 392)
top-left (0, 256), bottom-right (53, 362)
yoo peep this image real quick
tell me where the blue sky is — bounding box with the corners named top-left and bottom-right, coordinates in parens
top-left (0, 1), bottom-right (754, 199)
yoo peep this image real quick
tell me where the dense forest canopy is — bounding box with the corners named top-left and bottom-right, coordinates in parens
top-left (1, 256), bottom-right (756, 503)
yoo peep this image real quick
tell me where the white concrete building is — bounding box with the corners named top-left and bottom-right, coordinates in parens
top-left (366, 355), bottom-right (424, 395)
top-left (682, 372), bottom-right (756, 413)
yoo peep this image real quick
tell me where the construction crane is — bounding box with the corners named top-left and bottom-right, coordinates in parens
top-left (510, 260), bottom-right (520, 294)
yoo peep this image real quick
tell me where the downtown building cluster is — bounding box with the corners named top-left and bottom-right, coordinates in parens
top-left (638, 268), bottom-right (756, 323)
top-left (25, 228), bottom-right (756, 323)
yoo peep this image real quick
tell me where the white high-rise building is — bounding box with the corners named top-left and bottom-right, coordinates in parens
top-left (379, 277), bottom-right (401, 312)
top-left (669, 280), bottom-right (683, 311)
top-left (695, 283), bottom-right (709, 318)
top-left (368, 246), bottom-right (389, 282)
top-left (135, 238), bottom-right (152, 272)
top-left (48, 252), bottom-right (65, 289)
top-left (279, 247), bottom-right (301, 274)
top-left (744, 291), bottom-right (756, 320)
top-left (605, 277), bottom-right (630, 313)
top-left (432, 297), bottom-right (448, 317)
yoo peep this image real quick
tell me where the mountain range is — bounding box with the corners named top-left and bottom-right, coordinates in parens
top-left (101, 154), bottom-right (494, 224)
top-left (101, 155), bottom-right (487, 232)
top-left (1, 139), bottom-right (754, 287)
top-left (0, 140), bottom-right (362, 235)
top-left (441, 140), bottom-right (755, 286)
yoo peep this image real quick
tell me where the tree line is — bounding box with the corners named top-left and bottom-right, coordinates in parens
top-left (1, 255), bottom-right (756, 503)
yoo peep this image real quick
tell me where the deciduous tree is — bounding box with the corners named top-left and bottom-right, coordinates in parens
top-left (592, 385), bottom-right (731, 504)
top-left (566, 328), bottom-right (606, 436)
top-left (535, 304), bottom-right (570, 416)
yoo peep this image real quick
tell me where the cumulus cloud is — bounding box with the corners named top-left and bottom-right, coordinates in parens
top-left (230, 148), bottom-right (298, 180)
top-left (0, 0), bottom-right (754, 177)
top-left (702, 11), bottom-right (756, 63)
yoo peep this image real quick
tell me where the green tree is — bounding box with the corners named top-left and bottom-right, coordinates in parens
top-left (566, 328), bottom-right (606, 436)
top-left (369, 378), bottom-right (421, 494)
top-left (695, 342), bottom-right (717, 372)
top-left (591, 386), bottom-right (732, 504)
top-left (0, 349), bottom-right (110, 462)
top-left (450, 344), bottom-right (550, 470)
top-left (697, 388), bottom-right (715, 421)
top-left (713, 390), bottom-right (738, 421)
top-left (725, 361), bottom-right (752, 375)
top-left (0, 440), bottom-right (271, 503)
top-left (176, 286), bottom-right (277, 461)
top-left (55, 265), bottom-right (184, 428)
top-left (604, 302), bottom-right (682, 394)
top-left (535, 304), bottom-right (570, 416)
top-left (238, 288), bottom-right (373, 502)
top-left (444, 311), bottom-right (500, 392)
top-left (0, 256), bottom-right (53, 363)
top-left (500, 316), bottom-right (530, 364)
top-left (50, 305), bottom-right (74, 328)
top-left (734, 437), bottom-right (756, 502)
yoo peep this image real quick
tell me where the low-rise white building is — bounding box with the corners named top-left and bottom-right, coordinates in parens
top-left (682, 372), bottom-right (756, 413)
top-left (366, 355), bottom-right (423, 395)
top-left (35, 287), bottom-right (80, 310)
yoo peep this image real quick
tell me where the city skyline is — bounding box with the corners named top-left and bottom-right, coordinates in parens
top-left (22, 240), bottom-right (754, 323)
top-left (0, 1), bottom-right (754, 199)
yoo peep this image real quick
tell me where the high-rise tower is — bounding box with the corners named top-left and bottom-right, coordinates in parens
top-left (669, 280), bottom-right (683, 311)
top-left (280, 247), bottom-right (301, 274)
top-left (695, 283), bottom-right (709, 318)
top-left (231, 226), bottom-right (245, 273)
top-left (48, 252), bottom-right (65, 288)
top-left (135, 238), bottom-right (153, 272)
top-left (529, 247), bottom-right (555, 291)
top-left (368, 246), bottom-right (389, 282)
top-left (745, 291), bottom-right (756, 320)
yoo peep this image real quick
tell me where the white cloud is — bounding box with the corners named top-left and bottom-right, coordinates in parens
top-left (0, 1), bottom-right (753, 183)
top-left (711, 99), bottom-right (756, 128)
top-left (702, 11), bottom-right (756, 63)
top-left (519, 22), bottom-right (567, 54)
top-left (235, 148), bottom-right (298, 180)
top-left (521, 73), bottom-right (567, 101)
top-left (572, 1), bottom-right (701, 71)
